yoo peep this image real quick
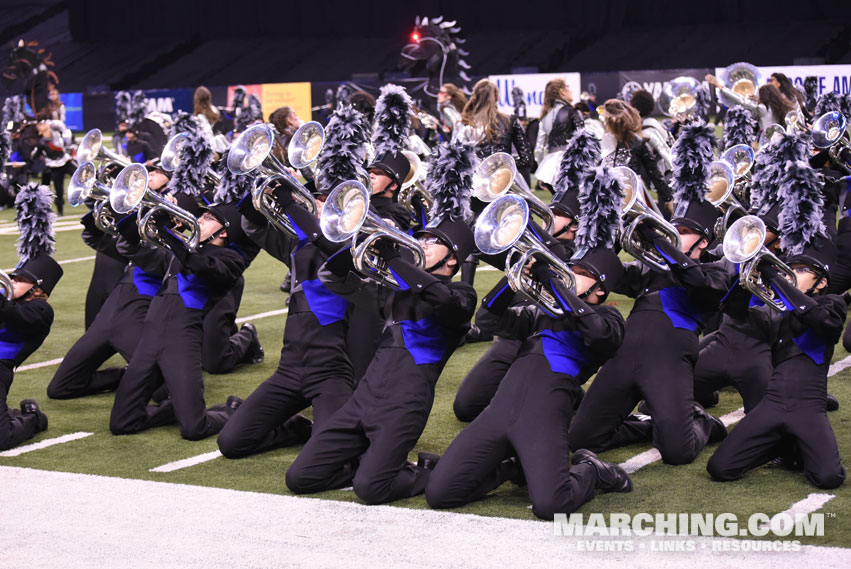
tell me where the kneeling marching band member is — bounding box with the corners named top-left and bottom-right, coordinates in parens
top-left (427, 166), bottom-right (631, 519)
top-left (707, 157), bottom-right (847, 489)
top-left (569, 123), bottom-right (731, 465)
top-left (285, 141), bottom-right (476, 505)
top-left (0, 184), bottom-right (63, 451)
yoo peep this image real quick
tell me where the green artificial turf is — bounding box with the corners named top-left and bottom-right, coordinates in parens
top-left (1, 203), bottom-right (849, 547)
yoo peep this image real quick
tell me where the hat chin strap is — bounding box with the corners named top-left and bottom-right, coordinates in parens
top-left (806, 267), bottom-right (829, 296)
top-left (201, 226), bottom-right (227, 245)
top-left (426, 250), bottom-right (455, 274)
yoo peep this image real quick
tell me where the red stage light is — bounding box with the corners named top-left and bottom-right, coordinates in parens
top-left (412, 32), bottom-right (420, 42)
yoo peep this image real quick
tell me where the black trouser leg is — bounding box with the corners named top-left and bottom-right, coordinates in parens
top-left (201, 279), bottom-right (243, 374)
top-left (788, 408), bottom-right (846, 489)
top-left (0, 367), bottom-right (39, 451)
top-left (453, 338), bottom-right (521, 422)
top-left (707, 402), bottom-right (785, 481)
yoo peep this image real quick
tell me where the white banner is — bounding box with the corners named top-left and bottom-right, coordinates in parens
top-left (713, 64), bottom-right (851, 96)
top-left (489, 72), bottom-right (582, 119)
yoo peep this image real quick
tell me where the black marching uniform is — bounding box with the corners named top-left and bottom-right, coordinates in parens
top-left (286, 245), bottom-right (476, 504)
top-left (427, 272), bottom-right (625, 519)
top-left (109, 220), bottom-right (246, 440)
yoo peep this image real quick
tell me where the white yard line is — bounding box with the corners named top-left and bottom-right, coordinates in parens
top-left (759, 493), bottom-right (836, 531)
top-left (149, 450), bottom-right (222, 473)
top-left (2, 466), bottom-right (849, 569)
top-left (0, 432), bottom-right (93, 457)
top-left (828, 354), bottom-right (851, 376)
top-left (16, 357), bottom-right (65, 372)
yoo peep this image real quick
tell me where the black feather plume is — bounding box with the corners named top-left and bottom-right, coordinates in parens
top-left (166, 112), bottom-right (213, 197)
top-left (751, 131), bottom-right (808, 213)
top-left (316, 104), bottom-right (371, 192)
top-left (114, 91), bottom-right (131, 128)
top-left (803, 77), bottom-right (819, 113)
top-left (15, 183), bottom-right (55, 263)
top-left (230, 86), bottom-right (246, 112)
top-left (815, 91), bottom-right (845, 117)
top-left (425, 140), bottom-right (474, 224)
top-left (722, 105), bottom-right (757, 150)
top-left (129, 90), bottom-right (148, 126)
top-left (778, 159), bottom-right (825, 255)
top-left (552, 129), bottom-right (601, 198)
top-left (214, 149), bottom-right (257, 204)
top-left (574, 166), bottom-right (623, 253)
top-left (671, 122), bottom-right (716, 216)
top-left (694, 82), bottom-right (711, 122)
top-left (247, 94), bottom-right (263, 121)
top-left (373, 84), bottom-right (412, 156)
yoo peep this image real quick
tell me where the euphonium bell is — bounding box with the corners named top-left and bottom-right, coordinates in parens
top-left (319, 180), bottom-right (426, 291)
top-left (0, 269), bottom-right (13, 301)
top-left (722, 215), bottom-right (797, 312)
top-left (615, 166), bottom-right (682, 272)
top-left (716, 149), bottom-right (754, 239)
top-left (229, 123), bottom-right (318, 237)
top-left (67, 161), bottom-right (121, 235)
top-left (658, 77), bottom-right (700, 119)
top-left (474, 194), bottom-right (576, 318)
top-left (785, 109), bottom-right (810, 134)
top-left (473, 152), bottom-right (554, 233)
top-left (397, 149), bottom-right (434, 218)
top-left (718, 62), bottom-right (763, 107)
top-left (811, 111), bottom-right (851, 174)
top-left (287, 121), bottom-right (325, 172)
top-left (109, 164), bottom-right (201, 252)
top-left (76, 128), bottom-right (132, 167)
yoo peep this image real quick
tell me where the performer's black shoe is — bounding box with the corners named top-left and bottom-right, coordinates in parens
top-left (697, 391), bottom-right (720, 409)
top-left (573, 387), bottom-right (585, 411)
top-left (240, 323), bottom-right (265, 364)
top-left (503, 456), bottom-right (526, 486)
top-left (417, 451), bottom-right (441, 470)
top-left (20, 399), bottom-right (48, 433)
top-left (462, 325), bottom-right (493, 345)
top-left (225, 395), bottom-right (243, 412)
top-left (693, 404), bottom-right (727, 443)
top-left (570, 449), bottom-right (633, 493)
top-left (826, 393), bottom-right (839, 412)
top-left (280, 276), bottom-right (291, 294)
top-left (290, 413), bottom-right (313, 444)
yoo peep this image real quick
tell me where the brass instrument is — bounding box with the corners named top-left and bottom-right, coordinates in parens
top-left (229, 123), bottom-right (318, 237)
top-left (658, 77), bottom-right (700, 119)
top-left (0, 269), bottom-right (13, 301)
top-left (706, 159), bottom-right (746, 241)
top-left (722, 215), bottom-right (797, 312)
top-left (784, 109), bottom-right (810, 134)
top-left (159, 132), bottom-right (222, 185)
top-left (76, 128), bottom-right (132, 167)
top-left (109, 164), bottom-right (201, 252)
top-left (474, 194), bottom-right (576, 318)
top-left (67, 161), bottom-right (121, 235)
top-left (287, 121), bottom-right (325, 175)
top-left (397, 149), bottom-right (434, 218)
top-left (473, 152), bottom-right (554, 233)
top-left (320, 180), bottom-right (426, 290)
top-left (758, 123), bottom-right (786, 151)
top-left (718, 62), bottom-right (763, 107)
top-left (615, 166), bottom-right (682, 272)
top-left (811, 111), bottom-right (851, 174)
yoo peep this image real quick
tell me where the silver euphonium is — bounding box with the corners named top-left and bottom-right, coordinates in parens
top-left (722, 215), bottom-right (797, 312)
top-left (658, 77), bottom-right (700, 120)
top-left (473, 152), bottom-right (555, 233)
top-left (287, 121), bottom-right (325, 176)
top-left (76, 128), bottom-right (132, 168)
top-left (705, 159), bottom-right (747, 241)
top-left (397, 149), bottom-right (434, 218)
top-left (159, 132), bottom-right (222, 186)
top-left (615, 166), bottom-right (682, 272)
top-left (474, 194), bottom-right (576, 318)
top-left (109, 164), bottom-right (201, 252)
top-left (811, 111), bottom-right (851, 174)
top-left (320, 180), bottom-right (426, 291)
top-left (229, 123), bottom-right (319, 238)
top-left (67, 161), bottom-right (120, 235)
top-left (0, 269), bottom-right (13, 301)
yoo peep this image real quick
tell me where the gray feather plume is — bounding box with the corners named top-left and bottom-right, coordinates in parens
top-left (552, 128), bottom-right (601, 198)
top-left (425, 141), bottom-right (474, 224)
top-left (129, 90), bottom-right (148, 126)
top-left (722, 106), bottom-right (757, 150)
top-left (671, 122), bottom-right (716, 217)
top-left (814, 91), bottom-right (845, 117)
top-left (373, 84), bottom-right (412, 156)
top-left (803, 77), bottom-right (818, 113)
top-left (778, 159), bottom-right (825, 255)
top-left (166, 112), bottom-right (212, 197)
top-left (114, 91), bottom-right (131, 128)
top-left (316, 104), bottom-right (371, 192)
top-left (15, 183), bottom-right (55, 263)
top-left (752, 131), bottom-right (807, 214)
top-left (0, 97), bottom-right (14, 169)
top-left (574, 166), bottom-right (623, 253)
top-left (214, 149), bottom-right (257, 203)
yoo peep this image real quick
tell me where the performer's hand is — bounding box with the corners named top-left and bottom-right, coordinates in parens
top-left (530, 259), bottom-right (555, 283)
top-left (374, 238), bottom-right (400, 262)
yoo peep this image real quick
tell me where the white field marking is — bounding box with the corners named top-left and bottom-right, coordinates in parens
top-left (149, 450), bottom-right (222, 473)
top-left (3, 254), bottom-right (95, 273)
top-left (3, 466), bottom-right (851, 569)
top-left (759, 493), bottom-right (836, 531)
top-left (618, 352), bottom-right (851, 474)
top-left (0, 432), bottom-right (93, 457)
top-left (14, 307), bottom-right (289, 374)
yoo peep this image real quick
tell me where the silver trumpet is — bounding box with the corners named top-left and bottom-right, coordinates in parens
top-left (811, 111), bottom-right (851, 174)
top-left (722, 215), bottom-right (797, 312)
top-left (76, 128), bottom-right (132, 167)
top-left (0, 269), bottom-right (13, 301)
top-left (398, 149), bottom-right (434, 218)
top-left (320, 179), bottom-right (426, 291)
top-left (473, 152), bottom-right (554, 233)
top-left (474, 194), bottom-right (576, 318)
top-left (615, 166), bottom-right (682, 272)
top-left (229, 123), bottom-right (319, 238)
top-left (67, 161), bottom-right (120, 235)
top-left (706, 159), bottom-right (747, 241)
top-left (109, 164), bottom-right (201, 252)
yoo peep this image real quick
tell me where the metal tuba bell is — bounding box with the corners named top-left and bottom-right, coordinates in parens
top-left (811, 111), bottom-right (851, 174)
top-left (110, 164), bottom-right (201, 252)
top-left (320, 180), bottom-right (426, 291)
top-left (722, 215), bottom-right (797, 312)
top-left (229, 123), bottom-right (318, 237)
top-left (0, 268), bottom-right (13, 301)
top-left (658, 77), bottom-right (700, 119)
top-left (615, 166), bottom-right (682, 272)
top-left (76, 128), bottom-right (132, 168)
top-left (473, 152), bottom-right (554, 233)
top-left (474, 194), bottom-right (576, 318)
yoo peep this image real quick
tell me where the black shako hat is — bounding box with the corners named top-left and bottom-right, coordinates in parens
top-left (11, 253), bottom-right (63, 296)
top-left (367, 150), bottom-right (411, 191)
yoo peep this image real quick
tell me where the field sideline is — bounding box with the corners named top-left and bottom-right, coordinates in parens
top-left (1, 203), bottom-right (850, 562)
